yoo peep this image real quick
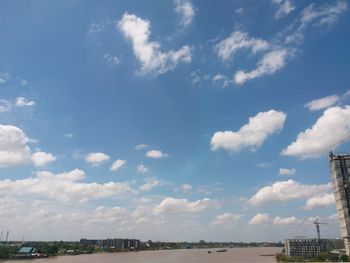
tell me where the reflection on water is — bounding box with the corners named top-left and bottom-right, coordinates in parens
top-left (6, 247), bottom-right (282, 263)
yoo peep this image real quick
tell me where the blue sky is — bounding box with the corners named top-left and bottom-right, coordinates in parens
top-left (0, 0), bottom-right (350, 242)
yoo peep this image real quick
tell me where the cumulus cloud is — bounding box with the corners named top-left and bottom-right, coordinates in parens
top-left (272, 0), bottom-right (295, 19)
top-left (249, 213), bottom-right (270, 225)
top-left (249, 213), bottom-right (300, 225)
top-left (15, 97), bottom-right (36, 108)
top-left (212, 213), bottom-right (241, 226)
top-left (31, 152), bottom-right (56, 167)
top-left (153, 197), bottom-right (215, 215)
top-left (0, 169), bottom-right (135, 203)
top-left (117, 13), bottom-right (191, 75)
top-left (215, 31), bottom-right (269, 62)
top-left (282, 106), bottom-right (350, 158)
top-left (279, 168), bottom-right (296, 176)
top-left (0, 124), bottom-right (55, 167)
top-left (234, 48), bottom-right (293, 85)
top-left (303, 193), bottom-right (335, 210)
top-left (305, 95), bottom-right (340, 111)
top-left (174, 0), bottom-right (195, 27)
top-left (249, 180), bottom-right (331, 205)
top-left (273, 216), bottom-right (300, 225)
top-left (85, 152), bottom-right (110, 167)
top-left (211, 110), bottom-right (286, 153)
top-left (110, 159), bottom-right (126, 172)
top-left (145, 150), bottom-right (168, 159)
top-left (0, 197), bottom-right (130, 240)
top-left (137, 163), bottom-right (149, 174)
top-left (139, 179), bottom-right (162, 191)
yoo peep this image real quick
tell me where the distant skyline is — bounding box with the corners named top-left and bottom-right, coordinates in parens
top-left (0, 0), bottom-right (350, 242)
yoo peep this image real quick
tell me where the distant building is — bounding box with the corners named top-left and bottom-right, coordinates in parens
top-left (285, 238), bottom-right (344, 257)
top-left (80, 238), bottom-right (140, 250)
top-left (17, 247), bottom-right (37, 255)
top-left (329, 153), bottom-right (350, 255)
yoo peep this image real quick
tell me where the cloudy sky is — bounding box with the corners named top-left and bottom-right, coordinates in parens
top-left (0, 0), bottom-right (350, 242)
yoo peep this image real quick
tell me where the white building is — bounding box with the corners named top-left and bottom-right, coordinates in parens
top-left (329, 153), bottom-right (350, 255)
top-left (285, 238), bottom-right (343, 257)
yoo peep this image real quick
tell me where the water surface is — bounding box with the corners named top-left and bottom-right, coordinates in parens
top-left (7, 247), bottom-right (282, 263)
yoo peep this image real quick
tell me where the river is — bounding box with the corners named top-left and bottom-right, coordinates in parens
top-left (6, 247), bottom-right (283, 263)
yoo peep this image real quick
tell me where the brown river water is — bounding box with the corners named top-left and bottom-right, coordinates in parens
top-left (6, 247), bottom-right (282, 263)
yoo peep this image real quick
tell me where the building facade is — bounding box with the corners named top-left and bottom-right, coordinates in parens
top-left (329, 153), bottom-right (350, 255)
top-left (80, 238), bottom-right (140, 250)
top-left (285, 238), bottom-right (344, 257)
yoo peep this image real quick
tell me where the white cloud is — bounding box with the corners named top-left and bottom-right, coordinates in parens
top-left (15, 97), bottom-right (36, 108)
top-left (329, 213), bottom-right (339, 220)
top-left (0, 124), bottom-right (55, 167)
top-left (286, 1), bottom-right (347, 44)
top-left (110, 159), bottom-right (126, 172)
top-left (215, 31), bottom-right (269, 62)
top-left (211, 110), bottom-right (286, 153)
top-left (117, 13), bottom-right (191, 75)
top-left (249, 213), bottom-right (300, 225)
top-left (190, 71), bottom-right (200, 85)
top-left (249, 180), bottom-right (331, 205)
top-left (89, 22), bottom-right (105, 33)
top-left (180, 183), bottom-right (192, 193)
top-left (303, 193), bottom-right (335, 210)
top-left (273, 216), bottom-right (300, 225)
top-left (235, 8), bottom-right (244, 15)
top-left (282, 106), bottom-right (350, 158)
top-left (31, 152), bottom-right (56, 167)
top-left (212, 74), bottom-right (232, 88)
top-left (212, 213), bottom-right (241, 226)
top-left (85, 152), bottom-right (110, 167)
top-left (257, 162), bottom-right (272, 168)
top-left (272, 0), bottom-right (295, 19)
top-left (305, 95), bottom-right (340, 111)
top-left (0, 100), bottom-right (11, 112)
top-left (0, 169), bottom-right (135, 203)
top-left (153, 197), bottom-right (215, 215)
top-left (104, 54), bottom-right (120, 66)
top-left (249, 213), bottom-right (270, 225)
top-left (139, 179), bottom-right (161, 191)
top-left (174, 0), bottom-right (195, 27)
top-left (20, 80), bottom-right (28, 87)
top-left (300, 1), bottom-right (347, 27)
top-left (279, 168), bottom-right (296, 176)
top-left (234, 48), bottom-right (293, 85)
top-left (137, 163), bottom-right (149, 174)
top-left (146, 150), bottom-right (168, 159)
top-left (135, 144), bottom-right (149, 151)
top-left (63, 133), bottom-right (73, 138)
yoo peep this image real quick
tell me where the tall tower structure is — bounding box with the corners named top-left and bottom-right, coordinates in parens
top-left (329, 152), bottom-right (350, 255)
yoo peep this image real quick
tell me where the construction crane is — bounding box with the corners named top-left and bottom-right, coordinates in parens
top-left (314, 218), bottom-right (328, 239)
top-left (329, 134), bottom-right (350, 154)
